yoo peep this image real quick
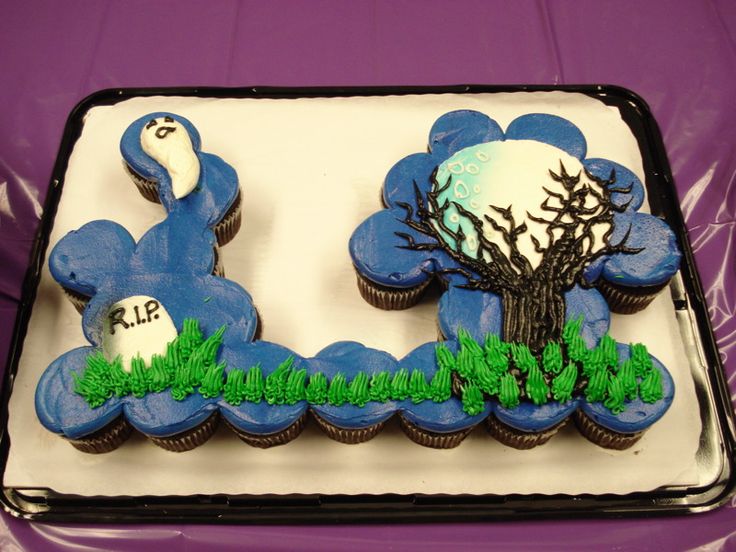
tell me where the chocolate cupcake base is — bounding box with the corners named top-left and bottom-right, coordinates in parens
top-left (596, 278), bottom-right (669, 314)
top-left (312, 412), bottom-right (385, 444)
top-left (147, 411), bottom-right (220, 452)
top-left (225, 413), bottom-right (307, 448)
top-left (574, 411), bottom-right (643, 450)
top-left (356, 271), bottom-right (431, 310)
top-left (399, 414), bottom-right (474, 449)
top-left (61, 286), bottom-right (91, 314)
top-left (486, 416), bottom-right (568, 450)
top-left (124, 162), bottom-right (162, 204)
top-left (213, 189), bottom-right (242, 247)
top-left (66, 415), bottom-right (133, 454)
top-left (212, 245), bottom-right (225, 277)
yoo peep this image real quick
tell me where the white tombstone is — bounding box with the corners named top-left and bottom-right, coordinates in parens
top-left (102, 295), bottom-right (178, 372)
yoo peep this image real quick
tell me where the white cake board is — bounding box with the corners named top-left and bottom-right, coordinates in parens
top-left (5, 92), bottom-right (702, 496)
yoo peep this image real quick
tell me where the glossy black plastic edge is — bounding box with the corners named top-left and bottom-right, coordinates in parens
top-left (1, 84), bottom-right (733, 523)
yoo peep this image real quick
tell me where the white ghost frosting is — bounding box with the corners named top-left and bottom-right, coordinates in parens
top-left (140, 116), bottom-right (201, 199)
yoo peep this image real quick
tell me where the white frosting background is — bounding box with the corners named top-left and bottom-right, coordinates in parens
top-left (4, 92), bottom-right (703, 496)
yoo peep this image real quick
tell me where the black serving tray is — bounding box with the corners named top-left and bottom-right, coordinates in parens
top-left (1, 85), bottom-right (733, 523)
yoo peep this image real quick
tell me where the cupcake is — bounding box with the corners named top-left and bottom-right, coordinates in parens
top-left (588, 211), bottom-right (681, 314)
top-left (355, 271), bottom-right (432, 310)
top-left (397, 342), bottom-right (489, 449)
top-left (309, 342), bottom-right (397, 444)
top-left (35, 348), bottom-right (132, 453)
top-left (129, 401), bottom-right (220, 452)
top-left (218, 341), bottom-right (309, 448)
top-left (49, 221), bottom-right (135, 315)
top-left (350, 210), bottom-right (436, 310)
top-left (64, 415), bottom-right (133, 454)
top-left (487, 401), bottom-right (577, 450)
top-left (574, 344), bottom-right (675, 449)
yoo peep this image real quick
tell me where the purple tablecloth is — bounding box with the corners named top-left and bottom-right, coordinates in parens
top-left (1, 0), bottom-right (735, 549)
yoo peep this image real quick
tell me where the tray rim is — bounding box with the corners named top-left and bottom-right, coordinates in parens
top-left (1, 84), bottom-right (733, 523)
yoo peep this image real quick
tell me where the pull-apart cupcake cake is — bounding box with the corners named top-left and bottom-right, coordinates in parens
top-left (35, 107), bottom-right (679, 455)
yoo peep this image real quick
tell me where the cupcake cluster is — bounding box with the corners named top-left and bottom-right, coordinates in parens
top-left (64, 314), bottom-right (670, 453)
top-left (36, 110), bottom-right (677, 456)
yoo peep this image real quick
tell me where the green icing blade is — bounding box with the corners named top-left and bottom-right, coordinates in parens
top-left (408, 369), bottom-right (430, 404)
top-left (368, 371), bottom-right (392, 402)
top-left (223, 369), bottom-right (247, 405)
top-left (429, 367), bottom-right (452, 402)
top-left (461, 384), bottom-right (485, 416)
top-left (348, 371), bottom-right (371, 407)
top-left (306, 372), bottom-right (329, 405)
top-left (525, 364), bottom-right (549, 406)
top-left (327, 373), bottom-right (349, 406)
top-left (244, 364), bottom-right (264, 403)
top-left (551, 362), bottom-right (577, 403)
top-left (390, 368), bottom-right (410, 401)
top-left (498, 373), bottom-right (520, 409)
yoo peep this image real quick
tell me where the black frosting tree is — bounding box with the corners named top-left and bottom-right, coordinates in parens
top-left (396, 162), bottom-right (638, 353)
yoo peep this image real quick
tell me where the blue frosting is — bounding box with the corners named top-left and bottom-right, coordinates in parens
top-left (505, 113), bottom-right (587, 159)
top-left (586, 211), bottom-right (682, 287)
top-left (494, 400), bottom-right (579, 433)
top-left (36, 110), bottom-right (677, 444)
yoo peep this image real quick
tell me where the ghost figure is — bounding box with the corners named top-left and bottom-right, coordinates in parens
top-left (140, 115), bottom-right (201, 199)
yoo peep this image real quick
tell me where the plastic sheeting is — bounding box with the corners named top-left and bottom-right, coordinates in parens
top-left (0, 0), bottom-right (734, 549)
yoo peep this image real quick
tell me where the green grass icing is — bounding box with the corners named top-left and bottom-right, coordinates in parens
top-left (368, 371), bottom-right (392, 402)
top-left (525, 364), bottom-right (550, 406)
top-left (408, 369), bottom-right (431, 404)
top-left (498, 373), bottom-right (521, 409)
top-left (390, 368), bottom-right (410, 401)
top-left (243, 364), bottom-right (264, 403)
top-left (429, 367), bottom-right (452, 402)
top-left (511, 343), bottom-right (536, 373)
top-left (455, 348), bottom-right (476, 380)
top-left (435, 343), bottom-right (456, 371)
top-left (285, 368), bottom-right (308, 405)
top-left (348, 371), bottom-right (370, 407)
top-left (305, 372), bottom-right (328, 404)
top-left (604, 376), bottom-right (626, 414)
top-left (551, 363), bottom-right (577, 403)
top-left (148, 354), bottom-right (169, 393)
top-left (639, 367), bottom-right (664, 403)
top-left (264, 356), bottom-right (294, 405)
top-left (223, 369), bottom-right (246, 405)
top-left (327, 373), bottom-right (349, 406)
top-left (461, 384), bottom-right (485, 416)
top-left (199, 362), bottom-right (226, 399)
top-left (73, 317), bottom-right (665, 418)
top-left (129, 356), bottom-right (148, 398)
top-left (542, 342), bottom-right (564, 374)
top-left (457, 327), bottom-right (483, 358)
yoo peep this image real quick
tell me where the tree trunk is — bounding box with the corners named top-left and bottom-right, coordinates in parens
top-left (501, 281), bottom-right (566, 353)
